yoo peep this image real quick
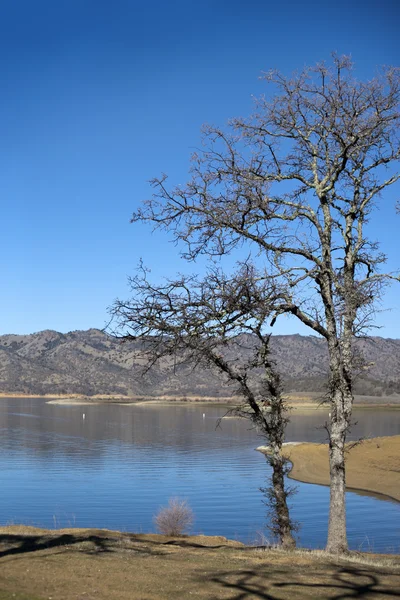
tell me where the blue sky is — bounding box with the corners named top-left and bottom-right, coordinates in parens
top-left (1, 0), bottom-right (399, 337)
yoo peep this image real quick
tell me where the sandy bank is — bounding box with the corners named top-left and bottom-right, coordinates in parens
top-left (45, 395), bottom-right (241, 406)
top-left (45, 398), bottom-right (137, 406)
top-left (44, 397), bottom-right (400, 409)
top-left (2, 391), bottom-right (400, 407)
top-left (277, 435), bottom-right (400, 502)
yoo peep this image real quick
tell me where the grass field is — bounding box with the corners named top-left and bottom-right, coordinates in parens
top-left (0, 526), bottom-right (399, 599)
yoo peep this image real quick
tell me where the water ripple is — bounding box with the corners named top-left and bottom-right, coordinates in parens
top-left (0, 398), bottom-right (398, 552)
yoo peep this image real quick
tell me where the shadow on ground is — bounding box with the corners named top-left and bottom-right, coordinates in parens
top-left (204, 563), bottom-right (400, 599)
top-left (1, 532), bottom-right (109, 558)
top-left (0, 530), bottom-right (165, 560)
top-left (0, 529), bottom-right (233, 561)
top-left (1, 529), bottom-right (399, 599)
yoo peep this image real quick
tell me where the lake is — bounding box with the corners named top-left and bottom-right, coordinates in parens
top-left (0, 397), bottom-right (399, 552)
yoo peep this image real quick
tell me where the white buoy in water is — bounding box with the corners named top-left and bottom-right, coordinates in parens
top-left (203, 413), bottom-right (205, 419)
top-left (83, 413), bottom-right (86, 419)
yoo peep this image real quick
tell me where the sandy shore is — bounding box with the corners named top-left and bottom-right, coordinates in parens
top-left (45, 395), bottom-right (242, 406)
top-left (1, 391), bottom-right (400, 407)
top-left (277, 435), bottom-right (400, 502)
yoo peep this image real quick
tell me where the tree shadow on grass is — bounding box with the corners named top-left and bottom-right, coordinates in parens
top-left (0, 533), bottom-right (114, 559)
top-left (275, 566), bottom-right (400, 598)
top-left (2, 533), bottom-right (400, 599)
top-left (204, 563), bottom-right (400, 599)
top-left (0, 530), bottom-right (231, 563)
top-left (161, 538), bottom-right (235, 549)
top-left (0, 532), bottom-right (162, 561)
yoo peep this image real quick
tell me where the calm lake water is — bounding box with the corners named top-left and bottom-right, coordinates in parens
top-left (0, 397), bottom-right (399, 552)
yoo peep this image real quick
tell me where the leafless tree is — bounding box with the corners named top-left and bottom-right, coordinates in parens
top-left (119, 56), bottom-right (400, 552)
top-left (111, 263), bottom-right (297, 548)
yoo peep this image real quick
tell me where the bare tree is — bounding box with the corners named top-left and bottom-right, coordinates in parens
top-left (154, 497), bottom-right (194, 536)
top-left (111, 263), bottom-right (297, 548)
top-left (126, 56), bottom-right (400, 552)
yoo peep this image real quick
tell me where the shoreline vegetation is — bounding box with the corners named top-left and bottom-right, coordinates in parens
top-left (1, 391), bottom-right (400, 408)
top-left (0, 526), bottom-right (399, 599)
top-left (257, 435), bottom-right (400, 503)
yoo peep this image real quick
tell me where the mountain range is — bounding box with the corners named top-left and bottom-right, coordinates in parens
top-left (1, 328), bottom-right (400, 398)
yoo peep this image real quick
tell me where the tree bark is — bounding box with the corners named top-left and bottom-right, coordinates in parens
top-left (326, 392), bottom-right (348, 553)
top-left (270, 447), bottom-right (296, 549)
top-left (325, 337), bottom-right (353, 554)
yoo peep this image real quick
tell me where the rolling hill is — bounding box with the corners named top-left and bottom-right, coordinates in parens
top-left (0, 328), bottom-right (399, 398)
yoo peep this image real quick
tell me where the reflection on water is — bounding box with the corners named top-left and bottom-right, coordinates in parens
top-left (0, 398), bottom-right (399, 552)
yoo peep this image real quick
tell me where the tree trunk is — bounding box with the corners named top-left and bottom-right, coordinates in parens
top-left (270, 447), bottom-right (296, 549)
top-left (326, 400), bottom-right (348, 553)
top-left (325, 338), bottom-right (353, 553)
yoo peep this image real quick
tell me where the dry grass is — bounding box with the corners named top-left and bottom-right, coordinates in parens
top-left (0, 526), bottom-right (399, 599)
top-left (281, 435), bottom-right (400, 502)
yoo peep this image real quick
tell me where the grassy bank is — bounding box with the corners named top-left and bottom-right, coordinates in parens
top-left (0, 526), bottom-right (399, 599)
top-left (281, 435), bottom-right (400, 502)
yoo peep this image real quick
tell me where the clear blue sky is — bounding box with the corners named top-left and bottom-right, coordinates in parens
top-left (2, 0), bottom-right (399, 337)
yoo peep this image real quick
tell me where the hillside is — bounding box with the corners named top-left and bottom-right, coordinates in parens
top-left (0, 329), bottom-right (400, 398)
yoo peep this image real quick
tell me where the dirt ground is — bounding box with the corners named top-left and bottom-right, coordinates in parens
top-left (0, 526), bottom-right (399, 600)
top-left (282, 435), bottom-right (400, 502)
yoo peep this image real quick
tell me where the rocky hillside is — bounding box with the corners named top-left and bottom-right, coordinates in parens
top-left (0, 329), bottom-right (399, 397)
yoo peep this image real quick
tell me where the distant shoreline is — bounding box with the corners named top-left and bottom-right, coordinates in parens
top-left (1, 391), bottom-right (399, 408)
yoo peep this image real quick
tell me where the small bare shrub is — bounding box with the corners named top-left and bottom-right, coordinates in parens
top-left (250, 530), bottom-right (272, 549)
top-left (154, 497), bottom-right (194, 536)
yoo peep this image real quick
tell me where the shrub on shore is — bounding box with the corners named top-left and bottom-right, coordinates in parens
top-left (154, 497), bottom-right (194, 536)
